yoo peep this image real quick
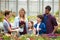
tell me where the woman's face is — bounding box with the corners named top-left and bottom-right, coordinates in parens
top-left (28, 22), bottom-right (33, 27)
top-left (19, 11), bottom-right (25, 17)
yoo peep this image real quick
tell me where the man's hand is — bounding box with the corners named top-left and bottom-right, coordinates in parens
top-left (51, 32), bottom-right (54, 34)
top-left (52, 26), bottom-right (58, 34)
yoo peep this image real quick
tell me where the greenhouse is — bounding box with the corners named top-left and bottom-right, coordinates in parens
top-left (0, 0), bottom-right (60, 40)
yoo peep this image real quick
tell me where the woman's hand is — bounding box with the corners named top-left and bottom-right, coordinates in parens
top-left (14, 29), bottom-right (19, 33)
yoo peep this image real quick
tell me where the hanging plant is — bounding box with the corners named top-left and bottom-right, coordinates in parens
top-left (55, 11), bottom-right (59, 17)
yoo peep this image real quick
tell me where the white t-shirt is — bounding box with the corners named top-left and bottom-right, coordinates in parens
top-left (37, 23), bottom-right (41, 31)
top-left (36, 23), bottom-right (41, 35)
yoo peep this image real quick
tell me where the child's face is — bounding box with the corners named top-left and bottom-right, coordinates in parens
top-left (28, 22), bottom-right (32, 27)
top-left (37, 17), bottom-right (42, 23)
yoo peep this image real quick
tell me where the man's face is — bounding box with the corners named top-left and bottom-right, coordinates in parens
top-left (45, 9), bottom-right (50, 14)
top-left (8, 13), bottom-right (12, 18)
top-left (7, 13), bottom-right (11, 18)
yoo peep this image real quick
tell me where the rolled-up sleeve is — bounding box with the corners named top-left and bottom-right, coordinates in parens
top-left (41, 23), bottom-right (46, 33)
top-left (51, 17), bottom-right (58, 26)
top-left (14, 17), bottom-right (19, 28)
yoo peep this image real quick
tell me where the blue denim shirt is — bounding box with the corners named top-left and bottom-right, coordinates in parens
top-left (34, 22), bottom-right (46, 34)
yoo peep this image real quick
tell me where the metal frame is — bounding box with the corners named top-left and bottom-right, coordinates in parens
top-left (27, 0), bottom-right (29, 16)
top-left (0, 0), bottom-right (59, 17)
top-left (5, 0), bottom-right (6, 9)
top-left (39, 0), bottom-right (40, 14)
top-left (6, 0), bottom-right (9, 10)
top-left (16, 0), bottom-right (18, 16)
top-left (8, 0), bottom-right (9, 10)
top-left (42, 0), bottom-right (44, 14)
top-left (52, 0), bottom-right (54, 15)
top-left (59, 0), bottom-right (60, 18)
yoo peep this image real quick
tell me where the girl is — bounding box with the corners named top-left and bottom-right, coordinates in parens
top-left (28, 21), bottom-right (34, 34)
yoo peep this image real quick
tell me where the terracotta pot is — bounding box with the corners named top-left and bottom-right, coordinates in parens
top-left (0, 34), bottom-right (3, 37)
top-left (30, 38), bottom-right (34, 40)
top-left (55, 34), bottom-right (60, 36)
top-left (0, 38), bottom-right (3, 40)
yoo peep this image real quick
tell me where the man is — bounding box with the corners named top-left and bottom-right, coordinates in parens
top-left (43, 6), bottom-right (58, 34)
top-left (3, 10), bottom-right (17, 34)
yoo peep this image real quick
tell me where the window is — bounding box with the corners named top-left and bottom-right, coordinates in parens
top-left (54, 0), bottom-right (59, 2)
top-left (1, 2), bottom-right (5, 11)
top-left (29, 0), bottom-right (39, 16)
top-left (44, 0), bottom-right (52, 2)
top-left (18, 0), bottom-right (27, 15)
top-left (18, 0), bottom-right (27, 1)
top-left (1, 0), bottom-right (5, 2)
top-left (43, 0), bottom-right (52, 14)
top-left (0, 0), bottom-right (59, 16)
top-left (5, 2), bottom-right (9, 10)
top-left (9, 2), bottom-right (16, 12)
top-left (9, 0), bottom-right (16, 1)
top-left (54, 0), bottom-right (59, 14)
top-left (40, 0), bottom-right (43, 14)
top-left (29, 0), bottom-right (38, 1)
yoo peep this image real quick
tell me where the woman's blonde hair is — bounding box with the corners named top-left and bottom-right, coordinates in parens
top-left (19, 8), bottom-right (26, 19)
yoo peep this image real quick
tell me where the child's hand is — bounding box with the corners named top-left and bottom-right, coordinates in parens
top-left (33, 28), bottom-right (36, 35)
top-left (34, 28), bottom-right (37, 31)
top-left (37, 28), bottom-right (41, 31)
top-left (39, 28), bottom-right (41, 30)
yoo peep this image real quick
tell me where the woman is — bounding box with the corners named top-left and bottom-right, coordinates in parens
top-left (3, 10), bottom-right (17, 35)
top-left (14, 8), bottom-right (28, 35)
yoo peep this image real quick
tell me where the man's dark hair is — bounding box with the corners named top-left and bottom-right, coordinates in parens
top-left (45, 6), bottom-right (51, 11)
top-left (4, 10), bottom-right (11, 16)
top-left (37, 15), bottom-right (44, 20)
